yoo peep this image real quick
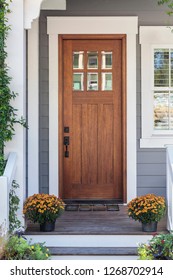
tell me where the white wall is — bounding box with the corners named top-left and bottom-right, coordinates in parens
top-left (5, 0), bottom-right (26, 223)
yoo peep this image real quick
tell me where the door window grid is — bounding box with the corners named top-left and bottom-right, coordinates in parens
top-left (73, 51), bottom-right (113, 92)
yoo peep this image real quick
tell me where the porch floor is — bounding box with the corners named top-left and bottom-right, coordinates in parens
top-left (25, 205), bottom-right (167, 235)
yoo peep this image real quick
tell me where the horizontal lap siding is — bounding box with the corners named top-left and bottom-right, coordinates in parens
top-left (39, 0), bottom-right (169, 195)
top-left (39, 17), bottom-right (49, 194)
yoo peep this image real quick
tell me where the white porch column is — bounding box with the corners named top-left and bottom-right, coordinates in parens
top-left (27, 19), bottom-right (39, 196)
top-left (5, 0), bottom-right (26, 224)
top-left (26, 1), bottom-right (66, 197)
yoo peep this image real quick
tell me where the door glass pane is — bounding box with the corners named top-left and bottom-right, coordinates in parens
top-left (154, 91), bottom-right (169, 130)
top-left (87, 73), bottom-right (98, 91)
top-left (102, 73), bottom-right (112, 91)
top-left (87, 52), bottom-right (98, 69)
top-left (154, 49), bottom-right (169, 87)
top-left (73, 73), bottom-right (84, 91)
top-left (102, 51), bottom-right (112, 69)
top-left (73, 51), bottom-right (84, 69)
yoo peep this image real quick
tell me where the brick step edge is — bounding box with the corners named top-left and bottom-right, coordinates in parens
top-left (48, 247), bottom-right (138, 256)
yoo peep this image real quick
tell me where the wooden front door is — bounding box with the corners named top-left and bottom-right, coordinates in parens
top-left (60, 35), bottom-right (126, 201)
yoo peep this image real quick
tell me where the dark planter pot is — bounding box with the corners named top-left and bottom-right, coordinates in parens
top-left (142, 221), bottom-right (158, 232)
top-left (40, 221), bottom-right (55, 232)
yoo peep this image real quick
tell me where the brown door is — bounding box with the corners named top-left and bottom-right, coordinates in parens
top-left (60, 35), bottom-right (126, 201)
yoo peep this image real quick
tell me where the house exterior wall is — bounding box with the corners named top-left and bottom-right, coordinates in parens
top-left (38, 0), bottom-right (170, 197)
top-left (39, 17), bottom-right (49, 194)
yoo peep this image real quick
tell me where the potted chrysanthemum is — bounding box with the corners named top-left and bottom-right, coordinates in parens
top-left (127, 194), bottom-right (166, 232)
top-left (23, 194), bottom-right (65, 232)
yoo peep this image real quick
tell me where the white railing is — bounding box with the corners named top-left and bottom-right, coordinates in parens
top-left (0, 153), bottom-right (17, 230)
top-left (166, 146), bottom-right (173, 231)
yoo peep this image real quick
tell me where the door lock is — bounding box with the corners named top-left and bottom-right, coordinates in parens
top-left (64, 127), bottom-right (70, 133)
top-left (64, 136), bottom-right (70, 146)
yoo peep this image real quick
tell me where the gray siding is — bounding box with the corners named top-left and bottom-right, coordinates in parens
top-left (39, 16), bottom-right (49, 194)
top-left (39, 0), bottom-right (170, 197)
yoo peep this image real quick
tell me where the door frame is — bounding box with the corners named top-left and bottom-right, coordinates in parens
top-left (47, 16), bottom-right (138, 203)
top-left (59, 34), bottom-right (127, 201)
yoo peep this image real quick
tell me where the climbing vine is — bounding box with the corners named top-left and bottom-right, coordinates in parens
top-left (158, 0), bottom-right (173, 15)
top-left (9, 180), bottom-right (22, 233)
top-left (0, 0), bottom-right (26, 175)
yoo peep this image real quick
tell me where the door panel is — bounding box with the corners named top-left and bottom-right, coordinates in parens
top-left (98, 104), bottom-right (114, 185)
top-left (72, 104), bottom-right (82, 184)
top-left (61, 36), bottom-right (126, 200)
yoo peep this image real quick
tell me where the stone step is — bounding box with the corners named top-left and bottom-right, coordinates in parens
top-left (48, 247), bottom-right (138, 256)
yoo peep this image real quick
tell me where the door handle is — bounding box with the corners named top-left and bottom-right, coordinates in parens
top-left (64, 136), bottom-right (69, 157)
top-left (64, 136), bottom-right (70, 146)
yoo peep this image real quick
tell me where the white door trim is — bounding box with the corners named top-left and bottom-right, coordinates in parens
top-left (47, 16), bottom-right (138, 202)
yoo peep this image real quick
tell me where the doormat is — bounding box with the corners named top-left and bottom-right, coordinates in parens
top-left (65, 203), bottom-right (119, 212)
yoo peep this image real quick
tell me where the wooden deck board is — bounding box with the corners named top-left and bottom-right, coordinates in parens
top-left (25, 205), bottom-right (167, 235)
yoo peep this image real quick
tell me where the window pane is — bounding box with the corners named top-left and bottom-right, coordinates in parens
top-left (73, 52), bottom-right (84, 69)
top-left (154, 49), bottom-right (169, 87)
top-left (102, 73), bottom-right (112, 90)
top-left (171, 50), bottom-right (173, 87)
top-left (102, 52), bottom-right (112, 69)
top-left (73, 73), bottom-right (84, 91)
top-left (154, 91), bottom-right (169, 130)
top-left (87, 73), bottom-right (98, 91)
top-left (87, 52), bottom-right (98, 69)
top-left (170, 92), bottom-right (173, 129)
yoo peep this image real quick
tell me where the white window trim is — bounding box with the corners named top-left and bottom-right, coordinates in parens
top-left (47, 16), bottom-right (138, 202)
top-left (140, 26), bottom-right (173, 148)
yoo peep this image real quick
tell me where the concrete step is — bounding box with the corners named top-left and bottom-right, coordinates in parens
top-left (49, 247), bottom-right (138, 256)
top-left (24, 234), bottom-right (152, 248)
top-left (51, 255), bottom-right (138, 260)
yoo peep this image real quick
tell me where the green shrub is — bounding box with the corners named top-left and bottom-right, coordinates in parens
top-left (0, 223), bottom-right (7, 259)
top-left (138, 233), bottom-right (173, 260)
top-left (1, 235), bottom-right (50, 260)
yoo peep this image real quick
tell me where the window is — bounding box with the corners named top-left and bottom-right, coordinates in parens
top-left (140, 27), bottom-right (173, 148)
top-left (153, 48), bottom-right (173, 131)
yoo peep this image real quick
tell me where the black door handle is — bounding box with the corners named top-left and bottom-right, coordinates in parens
top-left (64, 136), bottom-right (70, 157)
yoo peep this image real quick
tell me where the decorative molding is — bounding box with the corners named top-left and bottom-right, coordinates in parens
top-left (47, 16), bottom-right (138, 35)
top-left (24, 0), bottom-right (66, 29)
top-left (41, 0), bottom-right (66, 10)
top-left (24, 0), bottom-right (43, 29)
